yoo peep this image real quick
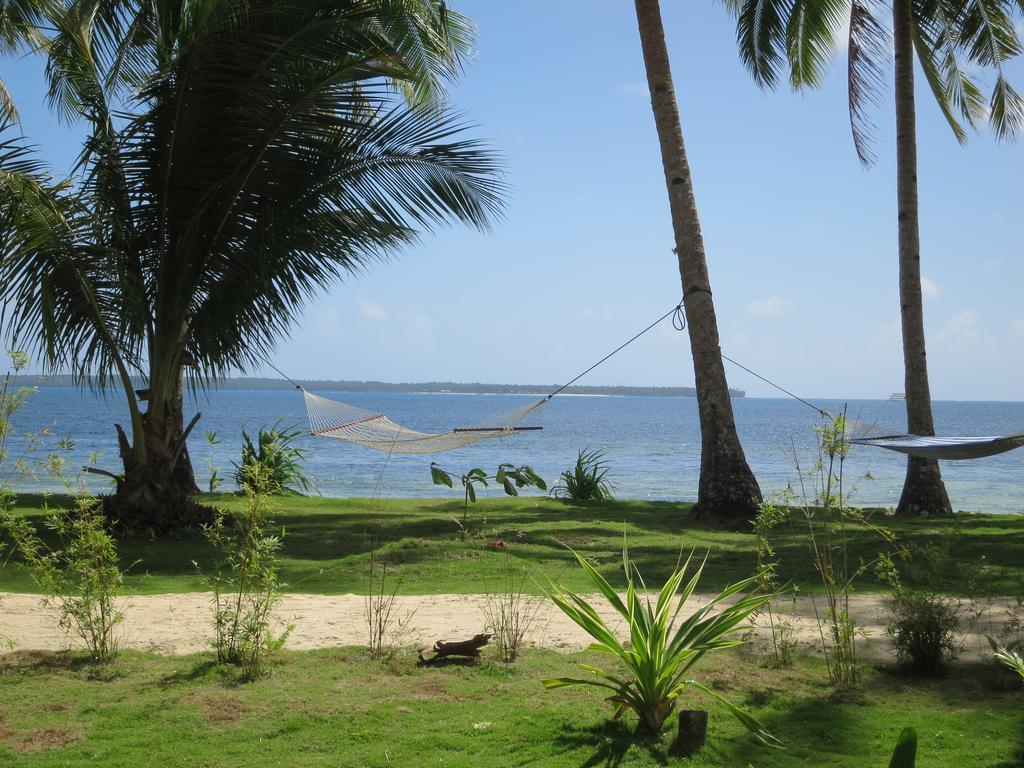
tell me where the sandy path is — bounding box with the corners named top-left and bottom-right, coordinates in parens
top-left (1, 591), bottom-right (1016, 661)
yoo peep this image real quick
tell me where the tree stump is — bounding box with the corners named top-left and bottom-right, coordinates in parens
top-left (669, 709), bottom-right (707, 757)
top-left (417, 634), bottom-right (491, 665)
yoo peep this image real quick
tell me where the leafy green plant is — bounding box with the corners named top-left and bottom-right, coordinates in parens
top-left (203, 430), bottom-right (223, 493)
top-left (0, 353), bottom-right (126, 662)
top-left (0, 350), bottom-right (33, 649)
top-left (4, 495), bottom-right (128, 663)
top-left (888, 727), bottom-right (917, 768)
top-left (481, 552), bottom-right (543, 663)
top-left (995, 646), bottom-right (1024, 681)
top-left (876, 540), bottom-right (962, 677)
top-left (752, 497), bottom-right (797, 667)
top-left (430, 462), bottom-right (545, 540)
top-left (201, 466), bottom-right (291, 679)
top-left (885, 589), bottom-right (960, 676)
top-left (552, 448), bottom-right (614, 502)
top-left (790, 412), bottom-right (895, 686)
top-left (541, 544), bottom-right (777, 743)
top-left (364, 536), bottom-right (414, 661)
top-left (234, 422), bottom-right (310, 495)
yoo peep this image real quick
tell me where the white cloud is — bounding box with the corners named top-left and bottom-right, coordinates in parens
top-left (931, 309), bottom-right (994, 358)
top-left (316, 306), bottom-right (338, 337)
top-left (1011, 319), bottom-right (1024, 340)
top-left (747, 295), bottom-right (792, 318)
top-left (870, 319), bottom-right (901, 356)
top-left (920, 275), bottom-right (940, 298)
top-left (357, 297), bottom-right (386, 320)
top-left (619, 81), bottom-right (648, 97)
top-left (403, 311), bottom-right (434, 352)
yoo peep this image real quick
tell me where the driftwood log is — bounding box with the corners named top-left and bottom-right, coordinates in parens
top-left (418, 634), bottom-right (492, 665)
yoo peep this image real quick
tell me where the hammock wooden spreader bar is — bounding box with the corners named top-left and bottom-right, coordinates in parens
top-left (851, 431), bottom-right (1024, 460)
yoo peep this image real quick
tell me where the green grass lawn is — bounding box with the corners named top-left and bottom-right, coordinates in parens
top-left (1, 647), bottom-right (1022, 767)
top-left (4, 493), bottom-right (1024, 596)
top-left (3, 494), bottom-right (1023, 766)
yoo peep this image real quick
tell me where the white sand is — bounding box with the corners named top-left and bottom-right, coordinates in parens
top-left (2, 591), bottom-right (1017, 661)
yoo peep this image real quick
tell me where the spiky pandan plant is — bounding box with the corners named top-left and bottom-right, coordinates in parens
top-left (995, 646), bottom-right (1024, 680)
top-left (543, 545), bottom-right (777, 743)
top-left (724, 0), bottom-right (1023, 517)
top-left (0, 0), bottom-right (504, 532)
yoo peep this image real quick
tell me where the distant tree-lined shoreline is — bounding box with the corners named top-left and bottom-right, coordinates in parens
top-left (11, 375), bottom-right (743, 399)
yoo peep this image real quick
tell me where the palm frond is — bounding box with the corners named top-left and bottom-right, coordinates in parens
top-left (911, 5), bottom-right (985, 143)
top-left (949, 0), bottom-right (1024, 139)
top-left (727, 0), bottom-right (793, 87)
top-left (786, 0), bottom-right (847, 89)
top-left (847, 0), bottom-right (890, 166)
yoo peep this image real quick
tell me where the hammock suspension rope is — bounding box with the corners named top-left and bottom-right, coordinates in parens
top-left (272, 297), bottom-right (1023, 461)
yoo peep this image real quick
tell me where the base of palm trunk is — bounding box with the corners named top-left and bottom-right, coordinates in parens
top-left (895, 457), bottom-right (952, 516)
top-left (691, 427), bottom-right (763, 529)
top-left (102, 492), bottom-right (217, 537)
top-left (109, 422), bottom-right (214, 535)
top-left (692, 465), bottom-right (762, 530)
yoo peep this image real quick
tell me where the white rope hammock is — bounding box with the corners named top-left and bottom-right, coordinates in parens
top-left (303, 391), bottom-right (546, 454)
top-left (851, 430), bottom-right (1024, 460)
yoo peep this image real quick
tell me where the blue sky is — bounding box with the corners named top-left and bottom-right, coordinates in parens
top-left (3, 1), bottom-right (1023, 400)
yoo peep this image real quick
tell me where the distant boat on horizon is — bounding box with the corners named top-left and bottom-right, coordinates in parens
top-left (889, 392), bottom-right (906, 401)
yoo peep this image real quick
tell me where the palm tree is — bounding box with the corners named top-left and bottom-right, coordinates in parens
top-left (0, 0), bottom-right (504, 532)
top-left (726, 0), bottom-right (1023, 516)
top-left (633, 0), bottom-right (763, 527)
top-left (0, 0), bottom-right (54, 119)
top-left (34, 0), bottom-right (480, 497)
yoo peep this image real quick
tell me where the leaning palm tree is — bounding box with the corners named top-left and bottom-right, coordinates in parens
top-left (726, 0), bottom-right (1023, 516)
top-left (31, 0), bottom-right (480, 496)
top-left (0, 0), bottom-right (504, 532)
top-left (633, 0), bottom-right (763, 527)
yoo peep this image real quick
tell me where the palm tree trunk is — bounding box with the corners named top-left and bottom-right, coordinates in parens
top-left (109, 362), bottom-right (207, 534)
top-left (892, 0), bottom-right (952, 517)
top-left (633, 0), bottom-right (762, 526)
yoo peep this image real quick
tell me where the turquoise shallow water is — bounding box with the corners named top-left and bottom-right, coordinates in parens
top-left (6, 388), bottom-right (1024, 514)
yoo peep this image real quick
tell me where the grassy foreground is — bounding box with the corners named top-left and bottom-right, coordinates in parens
top-left (2, 494), bottom-right (1023, 766)
top-left (3, 493), bottom-right (1024, 596)
top-left (1, 647), bottom-right (1022, 767)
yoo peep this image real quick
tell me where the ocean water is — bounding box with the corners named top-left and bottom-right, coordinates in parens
top-left (6, 388), bottom-right (1024, 514)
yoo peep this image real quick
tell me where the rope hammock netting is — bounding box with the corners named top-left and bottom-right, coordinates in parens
top-left (282, 301), bottom-right (1024, 461)
top-left (303, 391), bottom-right (546, 455)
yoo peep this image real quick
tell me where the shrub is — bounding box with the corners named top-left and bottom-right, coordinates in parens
top-left (364, 537), bottom-right (414, 660)
top-left (480, 552), bottom-right (543, 663)
top-left (202, 467), bottom-right (291, 679)
top-left (430, 462), bottom-right (545, 540)
top-left (234, 422), bottom-right (310, 495)
top-left (886, 590), bottom-right (960, 676)
top-left (542, 544), bottom-right (778, 744)
top-left (552, 448), bottom-right (613, 502)
top-left (789, 413), bottom-right (895, 686)
top-left (4, 497), bottom-right (127, 663)
top-left (752, 497), bottom-right (797, 667)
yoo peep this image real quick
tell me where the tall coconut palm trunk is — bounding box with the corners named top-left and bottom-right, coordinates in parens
top-left (633, 0), bottom-right (761, 526)
top-left (892, 0), bottom-right (952, 517)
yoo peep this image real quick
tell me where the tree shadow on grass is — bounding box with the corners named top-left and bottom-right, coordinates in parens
top-left (553, 720), bottom-right (670, 768)
top-left (0, 649), bottom-right (126, 681)
top-left (154, 659), bottom-right (224, 689)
